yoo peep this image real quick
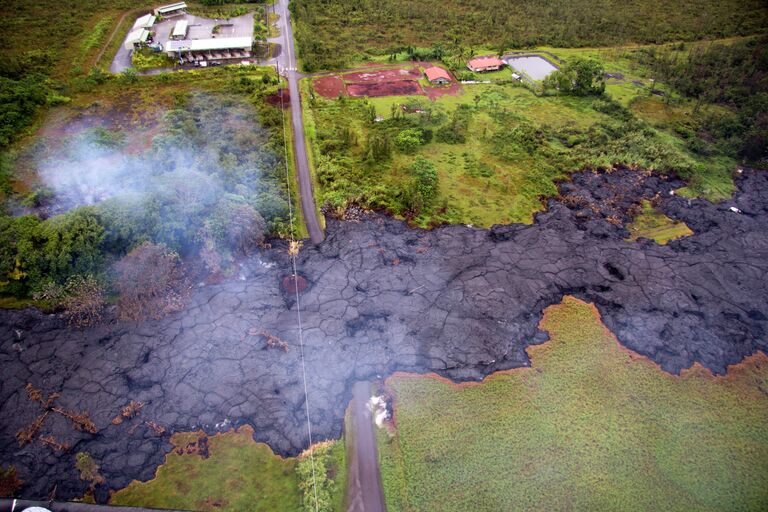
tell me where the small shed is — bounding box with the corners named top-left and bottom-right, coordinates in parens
top-left (425, 66), bottom-right (451, 85)
top-left (467, 55), bottom-right (504, 72)
top-left (154, 2), bottom-right (187, 17)
top-left (124, 28), bottom-right (150, 50)
top-left (172, 19), bottom-right (189, 40)
top-left (132, 13), bottom-right (156, 30)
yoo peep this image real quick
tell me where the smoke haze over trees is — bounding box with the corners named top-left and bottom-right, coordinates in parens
top-left (0, 92), bottom-right (289, 302)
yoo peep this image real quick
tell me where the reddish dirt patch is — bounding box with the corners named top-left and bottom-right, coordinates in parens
top-left (347, 80), bottom-right (423, 97)
top-left (343, 66), bottom-right (421, 83)
top-left (313, 76), bottom-right (346, 99)
top-left (282, 273), bottom-right (309, 294)
top-left (266, 88), bottom-right (290, 107)
top-left (424, 80), bottom-right (462, 100)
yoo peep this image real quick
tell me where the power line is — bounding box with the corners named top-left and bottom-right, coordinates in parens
top-left (277, 65), bottom-right (320, 512)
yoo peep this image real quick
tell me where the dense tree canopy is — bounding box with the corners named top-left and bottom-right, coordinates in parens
top-left (638, 37), bottom-right (768, 163)
top-left (291, 0), bottom-right (768, 71)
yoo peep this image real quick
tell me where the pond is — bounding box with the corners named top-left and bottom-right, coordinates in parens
top-left (504, 55), bottom-right (558, 81)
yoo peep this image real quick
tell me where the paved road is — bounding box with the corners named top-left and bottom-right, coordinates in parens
top-left (272, 0), bottom-right (325, 243)
top-left (346, 382), bottom-right (387, 512)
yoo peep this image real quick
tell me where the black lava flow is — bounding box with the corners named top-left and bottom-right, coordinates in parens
top-left (1, 167), bottom-right (766, 501)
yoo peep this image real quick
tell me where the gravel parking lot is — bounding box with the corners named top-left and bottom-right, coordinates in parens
top-left (111, 12), bottom-right (254, 73)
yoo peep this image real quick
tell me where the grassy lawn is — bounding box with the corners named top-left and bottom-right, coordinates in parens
top-left (625, 200), bottom-right (692, 244)
top-left (378, 296), bottom-right (768, 511)
top-left (111, 426), bottom-right (303, 511)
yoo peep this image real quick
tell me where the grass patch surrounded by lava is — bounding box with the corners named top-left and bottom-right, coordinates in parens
top-left (626, 200), bottom-right (693, 244)
top-left (110, 425), bottom-right (303, 511)
top-left (377, 296), bottom-right (768, 511)
top-left (110, 425), bottom-right (348, 512)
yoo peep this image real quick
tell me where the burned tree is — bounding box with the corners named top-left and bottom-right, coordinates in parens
top-left (116, 242), bottom-right (189, 321)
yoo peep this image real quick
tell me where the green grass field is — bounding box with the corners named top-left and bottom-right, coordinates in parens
top-left (377, 296), bottom-right (768, 511)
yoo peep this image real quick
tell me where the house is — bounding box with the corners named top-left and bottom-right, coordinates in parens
top-left (467, 55), bottom-right (504, 72)
top-left (124, 28), bottom-right (150, 50)
top-left (171, 19), bottom-right (188, 40)
top-left (424, 66), bottom-right (452, 85)
top-left (132, 13), bottom-right (156, 30)
top-left (154, 2), bottom-right (187, 17)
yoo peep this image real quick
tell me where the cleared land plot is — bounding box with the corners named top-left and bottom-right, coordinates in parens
top-left (347, 80), bottom-right (423, 97)
top-left (313, 66), bottom-right (430, 98)
top-left (344, 67), bottom-right (422, 82)
top-left (313, 75), bottom-right (346, 98)
top-left (378, 297), bottom-right (768, 511)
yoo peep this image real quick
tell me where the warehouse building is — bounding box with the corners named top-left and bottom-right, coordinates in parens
top-left (171, 19), bottom-right (188, 40)
top-left (166, 37), bottom-right (253, 63)
top-left (154, 2), bottom-right (187, 17)
top-left (124, 28), bottom-right (150, 50)
top-left (132, 13), bottom-right (156, 30)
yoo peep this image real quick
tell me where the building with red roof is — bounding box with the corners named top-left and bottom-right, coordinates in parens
top-left (424, 66), bottom-right (452, 85)
top-left (467, 55), bottom-right (504, 72)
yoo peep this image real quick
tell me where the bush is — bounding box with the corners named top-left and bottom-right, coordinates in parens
top-left (297, 442), bottom-right (341, 512)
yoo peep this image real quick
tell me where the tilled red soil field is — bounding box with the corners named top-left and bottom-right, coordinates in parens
top-left (347, 80), bottom-right (423, 97)
top-left (312, 76), bottom-right (346, 98)
top-left (343, 66), bottom-right (422, 83)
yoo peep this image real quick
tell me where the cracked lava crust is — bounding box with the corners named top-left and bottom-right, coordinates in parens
top-left (1, 167), bottom-right (767, 500)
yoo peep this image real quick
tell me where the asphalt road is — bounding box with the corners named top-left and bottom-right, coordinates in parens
top-left (346, 382), bottom-right (387, 512)
top-left (273, 0), bottom-right (325, 243)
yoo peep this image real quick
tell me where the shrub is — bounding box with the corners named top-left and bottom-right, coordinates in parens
top-left (395, 128), bottom-right (425, 153)
top-left (75, 452), bottom-right (104, 489)
top-left (297, 442), bottom-right (340, 512)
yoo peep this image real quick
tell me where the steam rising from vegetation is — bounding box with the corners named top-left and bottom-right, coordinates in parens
top-left (0, 92), bottom-right (289, 298)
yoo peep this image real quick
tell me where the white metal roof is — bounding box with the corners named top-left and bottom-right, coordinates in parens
top-left (172, 19), bottom-right (188, 37)
top-left (124, 28), bottom-right (150, 49)
top-left (166, 37), bottom-right (252, 52)
top-left (156, 2), bottom-right (187, 14)
top-left (132, 13), bottom-right (156, 30)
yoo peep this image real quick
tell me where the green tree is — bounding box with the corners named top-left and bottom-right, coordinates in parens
top-left (395, 128), bottom-right (425, 153)
top-left (38, 207), bottom-right (105, 288)
top-left (0, 74), bottom-right (50, 147)
top-left (402, 156), bottom-right (439, 215)
top-left (545, 58), bottom-right (605, 96)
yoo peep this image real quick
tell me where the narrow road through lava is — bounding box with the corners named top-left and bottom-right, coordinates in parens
top-left (347, 382), bottom-right (387, 512)
top-left (273, 0), bottom-right (325, 243)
